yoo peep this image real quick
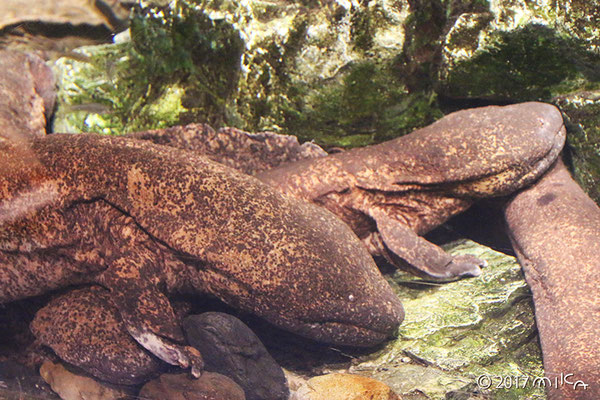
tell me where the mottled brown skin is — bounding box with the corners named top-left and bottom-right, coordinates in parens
top-left (505, 159), bottom-right (600, 399)
top-left (257, 103), bottom-right (566, 280)
top-left (31, 286), bottom-right (163, 385)
top-left (0, 133), bottom-right (403, 383)
top-left (129, 123), bottom-right (327, 175)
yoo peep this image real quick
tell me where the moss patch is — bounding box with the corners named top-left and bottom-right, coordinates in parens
top-left (281, 61), bottom-right (443, 148)
top-left (442, 24), bottom-right (600, 101)
top-left (130, 3), bottom-right (244, 127)
top-left (52, 3), bottom-right (244, 135)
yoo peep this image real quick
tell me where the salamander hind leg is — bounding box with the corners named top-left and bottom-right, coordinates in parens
top-left (31, 286), bottom-right (163, 385)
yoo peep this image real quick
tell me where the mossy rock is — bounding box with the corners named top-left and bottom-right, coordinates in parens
top-left (52, 0), bottom-right (445, 148)
top-left (441, 24), bottom-right (600, 101)
top-left (344, 240), bottom-right (544, 400)
top-left (53, 2), bottom-right (244, 135)
top-left (556, 92), bottom-right (600, 204)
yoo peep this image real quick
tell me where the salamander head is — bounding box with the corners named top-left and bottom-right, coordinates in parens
top-left (39, 134), bottom-right (404, 347)
top-left (195, 198), bottom-right (404, 347)
top-left (388, 101), bottom-right (567, 197)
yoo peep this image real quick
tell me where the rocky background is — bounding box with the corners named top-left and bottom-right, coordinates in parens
top-left (42, 0), bottom-right (600, 205)
top-left (1, 0), bottom-right (599, 399)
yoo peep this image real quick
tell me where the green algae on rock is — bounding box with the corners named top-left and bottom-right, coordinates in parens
top-left (52, 0), bottom-right (445, 148)
top-left (344, 240), bottom-right (544, 400)
top-left (281, 61), bottom-right (443, 147)
top-left (440, 24), bottom-right (600, 101)
top-left (556, 92), bottom-right (600, 204)
top-left (201, 0), bottom-right (441, 147)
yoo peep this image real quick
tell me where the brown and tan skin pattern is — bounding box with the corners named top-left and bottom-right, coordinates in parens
top-left (0, 133), bottom-right (404, 383)
top-left (128, 123), bottom-right (327, 175)
top-left (505, 159), bottom-right (600, 399)
top-left (256, 103), bottom-right (566, 280)
top-left (30, 286), bottom-right (163, 385)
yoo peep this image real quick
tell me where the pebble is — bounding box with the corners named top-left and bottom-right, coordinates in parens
top-left (139, 371), bottom-right (245, 400)
top-left (39, 360), bottom-right (134, 400)
top-left (183, 312), bottom-right (289, 400)
top-left (294, 373), bottom-right (401, 400)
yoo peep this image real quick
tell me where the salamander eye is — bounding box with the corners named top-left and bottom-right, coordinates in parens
top-left (348, 294), bottom-right (355, 301)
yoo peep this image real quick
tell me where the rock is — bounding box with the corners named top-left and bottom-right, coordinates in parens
top-left (51, 4), bottom-right (245, 136)
top-left (555, 92), bottom-right (600, 204)
top-left (363, 240), bottom-right (543, 399)
top-left (284, 369), bottom-right (310, 398)
top-left (50, 0), bottom-right (441, 147)
top-left (138, 372), bottom-right (245, 400)
top-left (438, 18), bottom-right (600, 102)
top-left (0, 1), bottom-right (130, 58)
top-left (296, 373), bottom-right (400, 400)
top-left (183, 312), bottom-right (288, 400)
top-left (0, 50), bottom-right (55, 140)
top-left (39, 360), bottom-right (134, 400)
top-left (0, 0), bottom-right (128, 31)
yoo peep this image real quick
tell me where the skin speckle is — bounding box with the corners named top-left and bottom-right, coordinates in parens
top-left (30, 286), bottom-right (162, 385)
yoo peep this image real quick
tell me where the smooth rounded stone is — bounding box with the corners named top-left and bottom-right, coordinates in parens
top-left (295, 373), bottom-right (400, 400)
top-left (39, 361), bottom-right (134, 400)
top-left (138, 372), bottom-right (245, 400)
top-left (183, 312), bottom-right (288, 400)
top-left (284, 369), bottom-right (309, 395)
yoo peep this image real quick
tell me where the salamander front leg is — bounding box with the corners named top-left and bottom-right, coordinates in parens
top-left (97, 252), bottom-right (203, 377)
top-left (368, 208), bottom-right (486, 280)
